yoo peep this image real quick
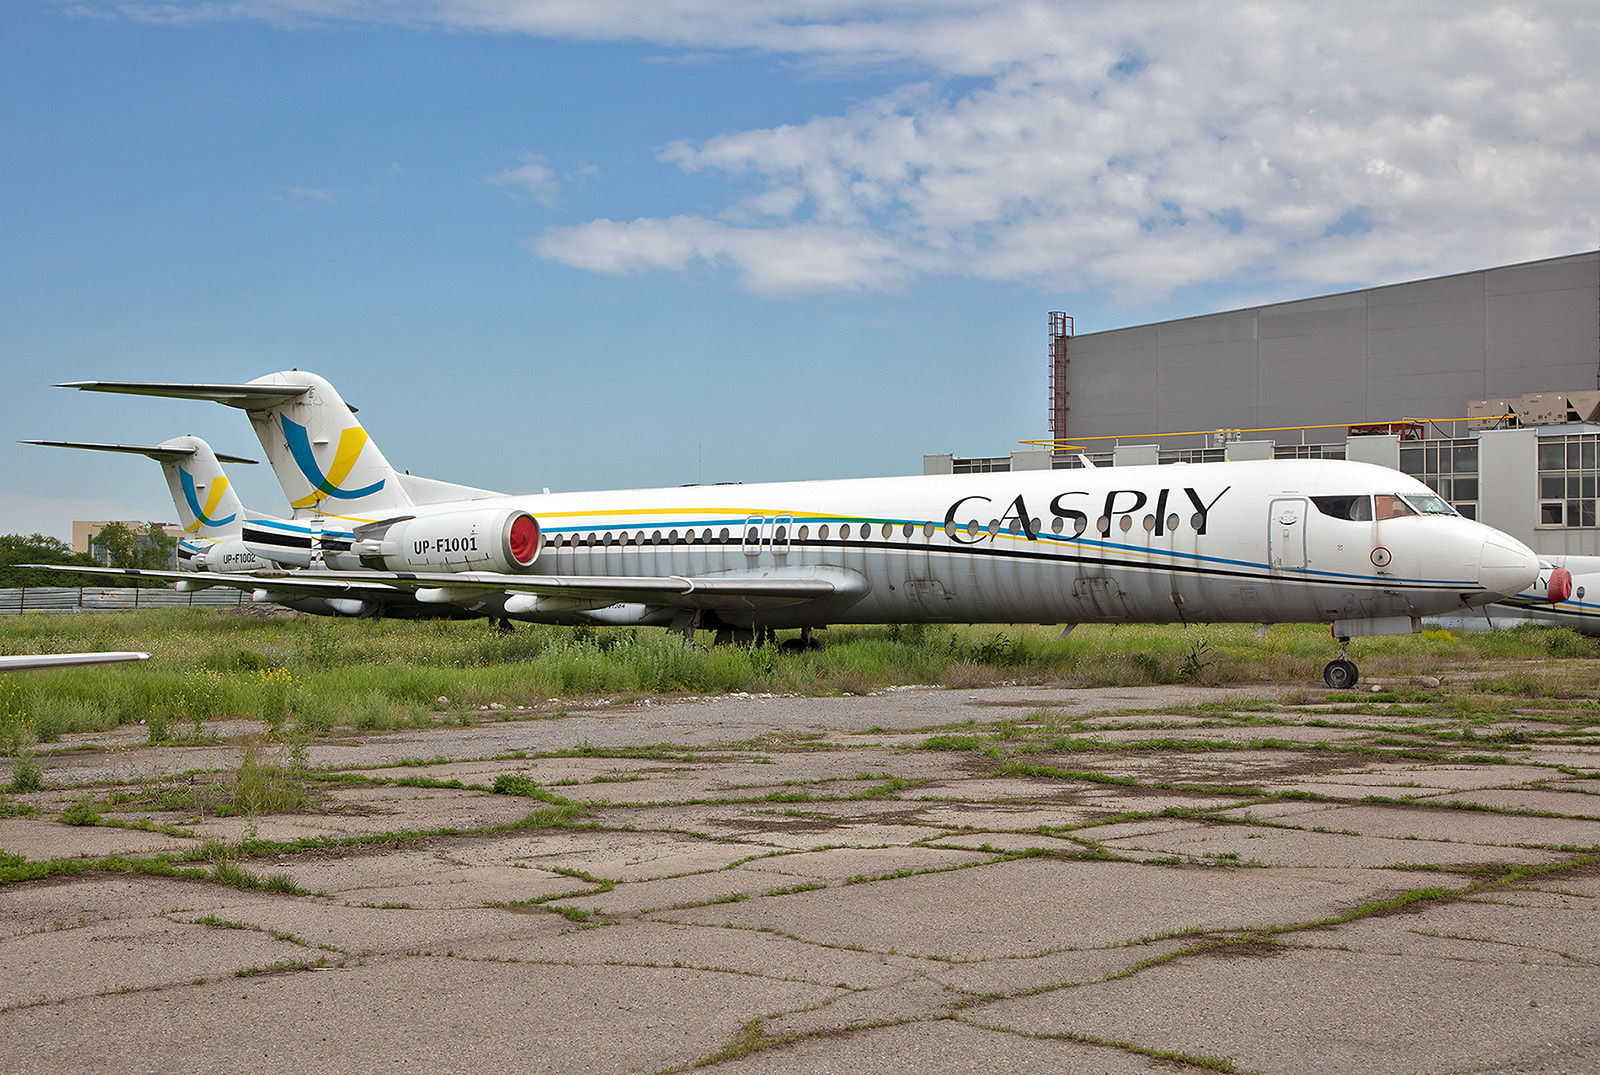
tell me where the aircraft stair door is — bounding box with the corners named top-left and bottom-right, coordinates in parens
top-left (1269, 498), bottom-right (1307, 571)
top-left (742, 515), bottom-right (766, 559)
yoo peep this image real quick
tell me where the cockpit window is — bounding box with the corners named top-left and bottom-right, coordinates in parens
top-left (1311, 495), bottom-right (1372, 521)
top-left (1375, 494), bottom-right (1417, 520)
top-left (1403, 493), bottom-right (1457, 516)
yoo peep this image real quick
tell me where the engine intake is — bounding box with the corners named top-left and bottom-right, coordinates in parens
top-left (355, 509), bottom-right (542, 574)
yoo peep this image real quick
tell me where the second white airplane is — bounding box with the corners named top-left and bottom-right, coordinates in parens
top-left (57, 371), bottom-right (1544, 687)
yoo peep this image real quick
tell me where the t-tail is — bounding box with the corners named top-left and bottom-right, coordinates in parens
top-left (239, 371), bottom-right (414, 516)
top-left (58, 370), bottom-right (500, 519)
top-left (23, 435), bottom-right (259, 570)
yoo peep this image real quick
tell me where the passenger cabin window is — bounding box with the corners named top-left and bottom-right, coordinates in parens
top-left (1311, 495), bottom-right (1372, 521)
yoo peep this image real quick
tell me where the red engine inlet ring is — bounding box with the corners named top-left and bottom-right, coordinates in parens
top-left (1548, 566), bottom-right (1573, 604)
top-left (508, 513), bottom-right (541, 566)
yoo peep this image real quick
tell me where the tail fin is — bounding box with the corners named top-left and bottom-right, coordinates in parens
top-left (24, 436), bottom-right (257, 569)
top-left (23, 436), bottom-right (254, 539)
top-left (60, 370), bottom-right (500, 518)
top-left (235, 370), bottom-right (418, 515)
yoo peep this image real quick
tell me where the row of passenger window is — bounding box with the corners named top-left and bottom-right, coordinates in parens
top-left (544, 513), bottom-right (1204, 548)
top-left (547, 522), bottom-right (929, 547)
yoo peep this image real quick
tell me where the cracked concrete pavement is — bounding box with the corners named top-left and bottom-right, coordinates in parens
top-left (2, 682), bottom-right (1598, 1074)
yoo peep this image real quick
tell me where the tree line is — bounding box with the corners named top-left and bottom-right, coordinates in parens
top-left (0, 524), bottom-right (177, 588)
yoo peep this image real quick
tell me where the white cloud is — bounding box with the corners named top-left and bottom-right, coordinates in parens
top-left (486, 153), bottom-right (562, 205)
top-left (97, 1), bottom-right (1064, 69)
top-left (534, 215), bottom-right (915, 295)
top-left (529, 2), bottom-right (1600, 300)
top-left (96, 1), bottom-right (1600, 301)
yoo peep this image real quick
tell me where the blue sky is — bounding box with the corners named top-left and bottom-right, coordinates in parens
top-left (4, 1), bottom-right (1597, 539)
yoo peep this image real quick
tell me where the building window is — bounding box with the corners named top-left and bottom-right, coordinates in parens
top-left (1399, 439), bottom-right (1479, 521)
top-left (952, 456), bottom-right (1011, 474)
top-left (1274, 444), bottom-right (1347, 460)
top-left (1536, 434), bottom-right (1600, 528)
top-left (1159, 448), bottom-right (1225, 464)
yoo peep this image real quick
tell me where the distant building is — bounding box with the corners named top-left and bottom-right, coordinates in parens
top-left (72, 521), bottom-right (184, 568)
top-left (927, 250), bottom-right (1600, 556)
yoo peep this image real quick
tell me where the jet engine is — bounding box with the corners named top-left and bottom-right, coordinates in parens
top-left (187, 537), bottom-right (266, 573)
top-left (353, 508), bottom-right (542, 574)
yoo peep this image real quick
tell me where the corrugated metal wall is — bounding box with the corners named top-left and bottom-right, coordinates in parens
top-left (1057, 250), bottom-right (1600, 444)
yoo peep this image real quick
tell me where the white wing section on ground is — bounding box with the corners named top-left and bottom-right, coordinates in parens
top-left (0, 652), bottom-right (150, 671)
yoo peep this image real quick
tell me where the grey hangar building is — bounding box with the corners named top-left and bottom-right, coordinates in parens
top-left (926, 249), bottom-right (1600, 559)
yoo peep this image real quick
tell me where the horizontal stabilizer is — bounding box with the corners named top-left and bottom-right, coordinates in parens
top-left (58, 380), bottom-right (310, 410)
top-left (22, 439), bottom-right (258, 465)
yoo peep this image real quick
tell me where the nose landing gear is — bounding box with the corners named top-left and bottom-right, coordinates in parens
top-left (1323, 636), bottom-right (1359, 689)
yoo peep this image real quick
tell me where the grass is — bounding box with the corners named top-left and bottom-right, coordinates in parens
top-left (227, 738), bottom-right (310, 816)
top-left (0, 610), bottom-right (1597, 742)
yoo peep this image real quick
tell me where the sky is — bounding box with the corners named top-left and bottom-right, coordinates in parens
top-left (3, 0), bottom-right (1598, 540)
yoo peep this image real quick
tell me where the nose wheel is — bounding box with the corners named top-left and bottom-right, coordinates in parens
top-left (1323, 636), bottom-right (1359, 689)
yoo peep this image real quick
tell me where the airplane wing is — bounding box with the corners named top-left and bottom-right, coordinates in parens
top-left (23, 564), bottom-right (862, 613)
top-left (0, 652), bottom-right (150, 671)
top-left (21, 439), bottom-right (259, 465)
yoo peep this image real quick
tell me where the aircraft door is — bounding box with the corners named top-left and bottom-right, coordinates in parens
top-left (1268, 498), bottom-right (1307, 570)
top-left (742, 515), bottom-right (794, 558)
top-left (742, 515), bottom-right (765, 556)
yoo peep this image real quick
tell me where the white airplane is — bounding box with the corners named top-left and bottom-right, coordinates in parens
top-left (22, 436), bottom-right (262, 572)
top-left (1429, 556), bottom-right (1600, 634)
top-left (1505, 557), bottom-right (1598, 631)
top-left (22, 436), bottom-right (473, 621)
top-left (0, 652), bottom-right (149, 671)
top-left (54, 371), bottom-right (1545, 687)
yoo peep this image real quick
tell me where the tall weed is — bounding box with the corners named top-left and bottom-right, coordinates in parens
top-left (0, 611), bottom-right (1594, 737)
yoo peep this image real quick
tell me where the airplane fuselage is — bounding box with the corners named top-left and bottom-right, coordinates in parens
top-left (277, 458), bottom-right (1532, 632)
top-left (50, 371), bottom-right (1547, 685)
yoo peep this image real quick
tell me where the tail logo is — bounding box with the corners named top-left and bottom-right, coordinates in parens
top-left (281, 415), bottom-right (386, 507)
top-left (179, 468), bottom-right (236, 532)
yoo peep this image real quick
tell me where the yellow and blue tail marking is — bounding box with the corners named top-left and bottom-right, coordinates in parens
top-left (282, 415), bottom-right (386, 507)
top-left (179, 467), bottom-right (236, 532)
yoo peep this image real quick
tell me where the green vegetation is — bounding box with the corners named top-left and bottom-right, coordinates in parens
top-left (85, 522), bottom-right (178, 573)
top-left (0, 610), bottom-right (1595, 742)
top-left (227, 738), bottom-right (310, 816)
top-left (0, 533), bottom-right (109, 588)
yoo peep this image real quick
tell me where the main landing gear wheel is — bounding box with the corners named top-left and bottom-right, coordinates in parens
top-left (1323, 658), bottom-right (1359, 689)
top-left (1323, 634), bottom-right (1359, 689)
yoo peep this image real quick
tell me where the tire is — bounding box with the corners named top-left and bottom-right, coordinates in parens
top-left (1323, 659), bottom-right (1359, 689)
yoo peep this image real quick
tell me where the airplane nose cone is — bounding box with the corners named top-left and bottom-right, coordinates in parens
top-left (1478, 533), bottom-right (1540, 598)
